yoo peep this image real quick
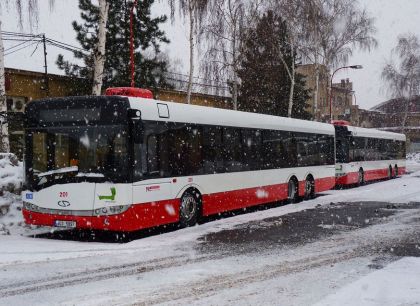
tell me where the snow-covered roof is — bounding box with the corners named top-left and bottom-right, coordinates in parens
top-left (128, 97), bottom-right (335, 135)
top-left (347, 126), bottom-right (406, 141)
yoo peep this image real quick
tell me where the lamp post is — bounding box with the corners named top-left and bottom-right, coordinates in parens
top-left (329, 65), bottom-right (363, 122)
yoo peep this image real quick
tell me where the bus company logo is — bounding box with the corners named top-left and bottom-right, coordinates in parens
top-left (98, 187), bottom-right (116, 201)
top-left (57, 200), bottom-right (71, 208)
top-left (146, 185), bottom-right (160, 192)
top-left (26, 193), bottom-right (33, 200)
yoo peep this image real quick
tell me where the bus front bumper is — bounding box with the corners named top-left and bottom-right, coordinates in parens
top-left (22, 199), bottom-right (180, 232)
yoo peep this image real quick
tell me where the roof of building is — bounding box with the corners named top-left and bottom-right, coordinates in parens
top-left (371, 96), bottom-right (420, 113)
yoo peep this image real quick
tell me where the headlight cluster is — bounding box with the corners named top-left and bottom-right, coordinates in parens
top-left (93, 205), bottom-right (131, 216)
top-left (23, 202), bottom-right (42, 212)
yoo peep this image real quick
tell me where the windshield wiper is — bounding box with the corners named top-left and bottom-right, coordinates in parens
top-left (37, 166), bottom-right (79, 177)
top-left (76, 172), bottom-right (105, 178)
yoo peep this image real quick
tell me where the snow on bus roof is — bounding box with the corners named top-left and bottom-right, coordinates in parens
top-left (128, 97), bottom-right (335, 135)
top-left (347, 126), bottom-right (406, 141)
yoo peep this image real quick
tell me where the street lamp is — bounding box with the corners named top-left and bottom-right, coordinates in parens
top-left (329, 65), bottom-right (363, 122)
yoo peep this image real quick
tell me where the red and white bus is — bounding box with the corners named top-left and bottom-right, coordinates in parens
top-left (334, 122), bottom-right (406, 186)
top-left (22, 89), bottom-right (336, 232)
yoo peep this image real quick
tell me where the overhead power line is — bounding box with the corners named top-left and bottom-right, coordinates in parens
top-left (2, 30), bottom-right (231, 95)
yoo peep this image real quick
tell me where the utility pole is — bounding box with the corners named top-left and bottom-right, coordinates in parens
top-left (42, 34), bottom-right (49, 96)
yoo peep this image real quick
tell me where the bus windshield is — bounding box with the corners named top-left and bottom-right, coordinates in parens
top-left (27, 125), bottom-right (129, 189)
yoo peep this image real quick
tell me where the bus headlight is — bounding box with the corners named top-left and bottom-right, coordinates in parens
top-left (23, 202), bottom-right (41, 212)
top-left (93, 205), bottom-right (131, 216)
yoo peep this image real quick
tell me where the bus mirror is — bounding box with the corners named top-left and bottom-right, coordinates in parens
top-left (128, 109), bottom-right (141, 119)
top-left (132, 119), bottom-right (144, 143)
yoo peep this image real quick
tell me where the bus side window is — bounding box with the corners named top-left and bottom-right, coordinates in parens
top-left (202, 126), bottom-right (223, 174)
top-left (243, 129), bottom-right (262, 171)
top-left (147, 134), bottom-right (159, 175)
top-left (222, 128), bottom-right (243, 172)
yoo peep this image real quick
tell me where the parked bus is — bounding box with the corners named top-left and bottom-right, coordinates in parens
top-left (22, 89), bottom-right (336, 232)
top-left (334, 122), bottom-right (406, 186)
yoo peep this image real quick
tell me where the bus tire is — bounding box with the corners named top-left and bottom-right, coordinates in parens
top-left (358, 169), bottom-right (365, 186)
top-left (304, 175), bottom-right (315, 200)
top-left (179, 189), bottom-right (201, 228)
top-left (288, 178), bottom-right (299, 203)
top-left (388, 166), bottom-right (393, 180)
top-left (394, 165), bottom-right (399, 178)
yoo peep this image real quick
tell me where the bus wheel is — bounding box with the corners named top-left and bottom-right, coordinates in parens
top-left (179, 190), bottom-right (201, 227)
top-left (288, 178), bottom-right (299, 203)
top-left (304, 176), bottom-right (315, 200)
top-left (358, 169), bottom-right (365, 186)
top-left (394, 165), bottom-right (399, 178)
top-left (388, 166), bottom-right (393, 180)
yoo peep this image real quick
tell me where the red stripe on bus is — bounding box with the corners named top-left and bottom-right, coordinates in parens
top-left (202, 176), bottom-right (335, 216)
top-left (336, 167), bottom-right (406, 185)
top-left (23, 176), bottom-right (336, 232)
top-left (314, 176), bottom-right (336, 193)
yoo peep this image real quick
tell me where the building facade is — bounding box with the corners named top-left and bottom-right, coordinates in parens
top-left (368, 97), bottom-right (420, 152)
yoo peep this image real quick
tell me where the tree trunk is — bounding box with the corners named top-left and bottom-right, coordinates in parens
top-left (401, 97), bottom-right (409, 131)
top-left (287, 67), bottom-right (295, 117)
top-left (232, 21), bottom-right (238, 110)
top-left (313, 62), bottom-right (320, 121)
top-left (186, 2), bottom-right (194, 104)
top-left (287, 42), bottom-right (296, 118)
top-left (0, 21), bottom-right (10, 153)
top-left (92, 0), bottom-right (110, 96)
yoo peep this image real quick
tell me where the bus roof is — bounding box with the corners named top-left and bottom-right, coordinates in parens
top-left (346, 126), bottom-right (406, 141)
top-left (128, 97), bottom-right (335, 135)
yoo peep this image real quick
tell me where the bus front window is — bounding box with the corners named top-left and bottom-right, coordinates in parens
top-left (28, 125), bottom-right (128, 189)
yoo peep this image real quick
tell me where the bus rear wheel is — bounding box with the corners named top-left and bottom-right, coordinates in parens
top-left (288, 178), bottom-right (299, 203)
top-left (304, 176), bottom-right (315, 200)
top-left (179, 190), bottom-right (201, 228)
top-left (358, 169), bottom-right (365, 186)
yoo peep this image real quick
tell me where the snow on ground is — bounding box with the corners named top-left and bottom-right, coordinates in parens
top-left (1, 159), bottom-right (420, 262)
top-left (314, 257), bottom-right (420, 306)
top-left (0, 158), bottom-right (419, 305)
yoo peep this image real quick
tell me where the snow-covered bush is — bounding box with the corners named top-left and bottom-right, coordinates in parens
top-left (0, 192), bottom-right (23, 235)
top-left (407, 152), bottom-right (420, 163)
top-left (0, 153), bottom-right (24, 233)
top-left (0, 153), bottom-right (23, 194)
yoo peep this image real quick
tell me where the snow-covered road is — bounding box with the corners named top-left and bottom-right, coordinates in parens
top-left (0, 161), bottom-right (420, 306)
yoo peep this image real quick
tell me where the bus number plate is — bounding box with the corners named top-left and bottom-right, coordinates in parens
top-left (54, 220), bottom-right (76, 228)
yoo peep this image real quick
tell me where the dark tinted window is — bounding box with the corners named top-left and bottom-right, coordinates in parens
top-left (222, 128), bottom-right (243, 172)
top-left (134, 120), bottom-right (335, 180)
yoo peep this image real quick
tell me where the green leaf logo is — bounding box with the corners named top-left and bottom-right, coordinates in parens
top-left (98, 187), bottom-right (116, 201)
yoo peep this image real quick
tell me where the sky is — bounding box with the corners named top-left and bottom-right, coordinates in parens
top-left (2, 0), bottom-right (420, 110)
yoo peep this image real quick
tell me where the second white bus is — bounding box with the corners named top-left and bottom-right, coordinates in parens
top-left (334, 122), bottom-right (406, 186)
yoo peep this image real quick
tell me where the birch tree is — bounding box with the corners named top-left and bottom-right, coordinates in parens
top-left (200, 0), bottom-right (262, 110)
top-left (92, 0), bottom-right (110, 95)
top-left (166, 0), bottom-right (209, 104)
top-left (275, 0), bottom-right (376, 119)
top-left (0, 0), bottom-right (53, 152)
top-left (382, 34), bottom-right (420, 130)
top-left (306, 0), bottom-right (377, 116)
top-left (0, 22), bottom-right (8, 152)
top-left (267, 0), bottom-right (302, 117)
